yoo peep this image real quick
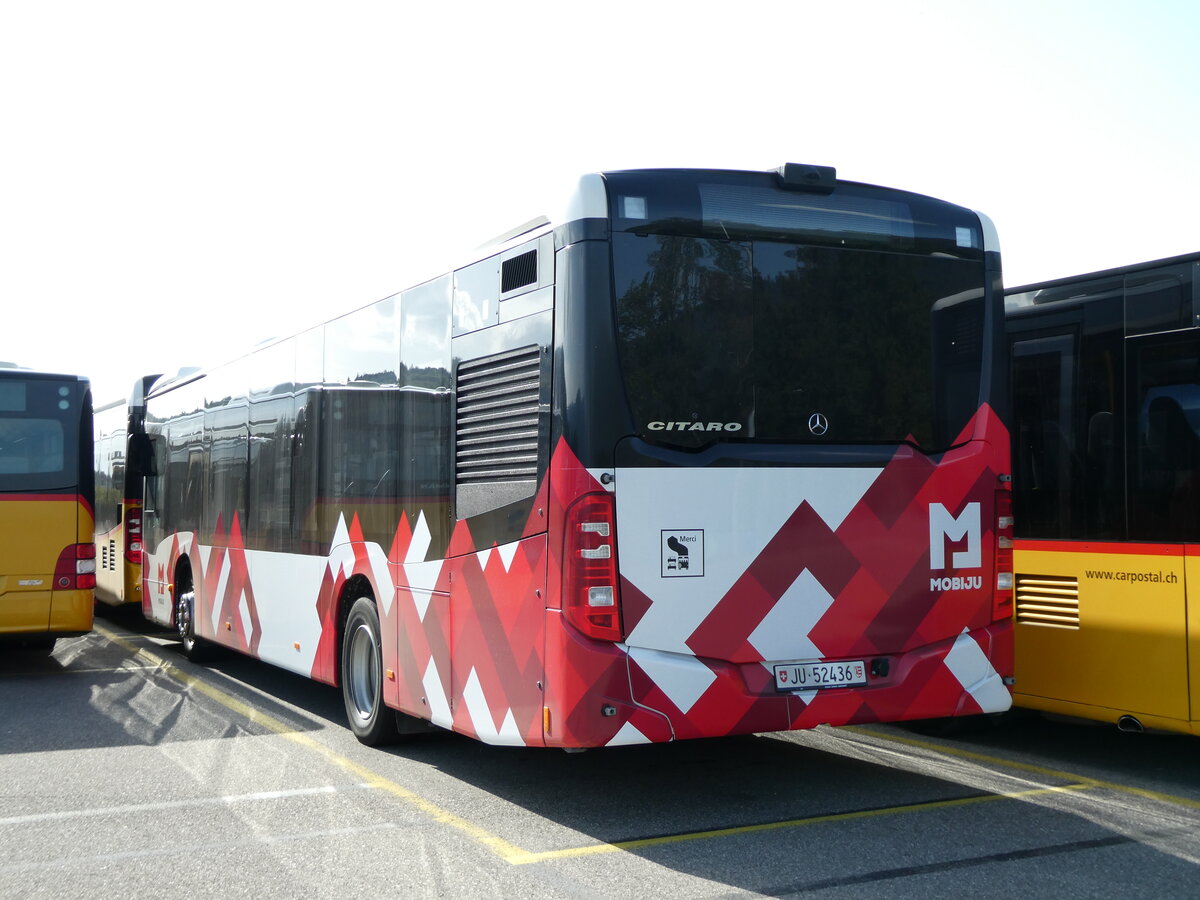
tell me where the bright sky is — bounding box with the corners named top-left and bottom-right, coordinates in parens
top-left (3, 1), bottom-right (1197, 403)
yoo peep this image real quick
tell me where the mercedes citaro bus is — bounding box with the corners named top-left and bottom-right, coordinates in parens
top-left (138, 164), bottom-right (1013, 747)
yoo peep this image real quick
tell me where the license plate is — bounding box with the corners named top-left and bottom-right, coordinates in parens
top-left (774, 659), bottom-right (867, 691)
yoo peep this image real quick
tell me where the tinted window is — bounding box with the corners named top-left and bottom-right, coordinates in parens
top-left (1007, 282), bottom-right (1132, 541)
top-left (247, 339), bottom-right (296, 552)
top-left (1125, 266), bottom-right (1193, 336)
top-left (94, 428), bottom-right (126, 533)
top-left (203, 362), bottom-right (248, 538)
top-left (324, 298), bottom-right (399, 386)
top-left (1011, 335), bottom-right (1076, 538)
top-left (1128, 332), bottom-right (1200, 541)
top-left (0, 419), bottom-right (64, 474)
top-left (453, 259), bottom-right (500, 336)
top-left (401, 276), bottom-right (452, 389)
top-left (613, 235), bottom-right (985, 450)
top-left (0, 376), bottom-right (86, 492)
top-left (605, 169), bottom-right (985, 258)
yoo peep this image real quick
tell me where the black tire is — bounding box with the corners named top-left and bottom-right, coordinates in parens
top-left (341, 596), bottom-right (401, 746)
top-left (176, 587), bottom-right (217, 662)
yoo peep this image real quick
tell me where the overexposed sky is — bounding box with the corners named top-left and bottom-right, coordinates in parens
top-left (2, 0), bottom-right (1197, 402)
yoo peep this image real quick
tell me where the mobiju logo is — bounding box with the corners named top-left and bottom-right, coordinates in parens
top-left (929, 501), bottom-right (982, 592)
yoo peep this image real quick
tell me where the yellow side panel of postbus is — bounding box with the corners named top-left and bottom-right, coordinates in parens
top-left (1188, 549), bottom-right (1200, 727)
top-left (1014, 543), bottom-right (1189, 726)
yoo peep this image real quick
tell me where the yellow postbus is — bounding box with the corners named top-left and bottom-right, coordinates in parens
top-left (94, 375), bottom-right (159, 607)
top-left (1006, 251), bottom-right (1200, 734)
top-left (0, 368), bottom-right (96, 652)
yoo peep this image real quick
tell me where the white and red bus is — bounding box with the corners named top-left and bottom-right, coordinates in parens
top-left (139, 164), bottom-right (1013, 747)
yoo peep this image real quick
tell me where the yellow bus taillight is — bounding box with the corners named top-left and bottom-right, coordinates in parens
top-left (55, 543), bottom-right (97, 590)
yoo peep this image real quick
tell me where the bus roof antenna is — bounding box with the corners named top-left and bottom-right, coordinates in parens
top-left (775, 163), bottom-right (837, 194)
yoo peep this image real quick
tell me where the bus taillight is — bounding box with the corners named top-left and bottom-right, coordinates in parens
top-left (563, 492), bottom-right (623, 642)
top-left (55, 543), bottom-right (97, 591)
top-left (994, 486), bottom-right (1014, 617)
top-left (125, 507), bottom-right (143, 563)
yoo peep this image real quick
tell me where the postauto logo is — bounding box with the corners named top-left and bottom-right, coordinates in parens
top-left (928, 502), bottom-right (982, 592)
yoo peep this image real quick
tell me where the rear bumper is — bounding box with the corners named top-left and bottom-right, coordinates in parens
top-left (545, 615), bottom-right (1012, 747)
top-left (0, 587), bottom-right (93, 636)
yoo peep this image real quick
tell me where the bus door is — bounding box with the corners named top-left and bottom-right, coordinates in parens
top-left (1126, 329), bottom-right (1198, 724)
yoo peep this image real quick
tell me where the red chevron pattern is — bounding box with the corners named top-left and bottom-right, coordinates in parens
top-left (143, 405), bottom-right (1011, 748)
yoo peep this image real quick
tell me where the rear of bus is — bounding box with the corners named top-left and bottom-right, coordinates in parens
top-left (0, 370), bottom-right (96, 651)
top-left (545, 166), bottom-right (1012, 746)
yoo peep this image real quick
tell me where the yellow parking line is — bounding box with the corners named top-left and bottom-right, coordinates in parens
top-left (504, 784), bottom-right (1092, 864)
top-left (92, 624), bottom-right (529, 862)
top-left (848, 726), bottom-right (1200, 811)
top-left (92, 624), bottom-right (1187, 866)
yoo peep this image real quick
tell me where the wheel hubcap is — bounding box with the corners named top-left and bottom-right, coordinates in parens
top-left (177, 593), bottom-right (192, 641)
top-left (347, 622), bottom-right (378, 721)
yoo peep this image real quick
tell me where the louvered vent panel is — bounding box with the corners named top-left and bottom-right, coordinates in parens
top-left (501, 250), bottom-right (538, 294)
top-left (456, 345), bottom-right (542, 485)
top-left (1015, 573), bottom-right (1080, 629)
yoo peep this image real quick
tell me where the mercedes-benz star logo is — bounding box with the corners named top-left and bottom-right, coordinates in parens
top-left (807, 413), bottom-right (829, 436)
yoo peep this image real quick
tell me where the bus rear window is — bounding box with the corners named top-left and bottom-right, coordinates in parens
top-left (0, 377), bottom-right (83, 490)
top-left (0, 419), bottom-right (64, 474)
top-left (697, 183), bottom-right (916, 247)
top-left (605, 169), bottom-right (984, 258)
top-left (612, 234), bottom-right (985, 451)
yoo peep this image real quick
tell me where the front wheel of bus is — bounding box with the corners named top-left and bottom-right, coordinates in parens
top-left (342, 596), bottom-right (400, 746)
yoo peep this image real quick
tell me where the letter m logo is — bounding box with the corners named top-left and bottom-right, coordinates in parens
top-left (929, 502), bottom-right (981, 570)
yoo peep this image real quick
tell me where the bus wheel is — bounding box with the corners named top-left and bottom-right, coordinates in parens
top-left (341, 596), bottom-right (400, 746)
top-left (176, 588), bottom-right (216, 662)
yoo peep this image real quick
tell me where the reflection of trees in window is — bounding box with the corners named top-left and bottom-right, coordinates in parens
top-left (614, 235), bottom-right (753, 447)
top-left (247, 394), bottom-right (295, 552)
top-left (1130, 334), bottom-right (1200, 541)
top-left (400, 365), bottom-right (451, 391)
top-left (614, 235), bottom-right (978, 447)
top-left (95, 432), bottom-right (126, 532)
top-left (759, 249), bottom-right (956, 446)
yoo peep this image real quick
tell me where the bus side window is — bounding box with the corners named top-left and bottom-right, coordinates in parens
top-left (1011, 334), bottom-right (1075, 539)
top-left (1084, 410), bottom-right (1116, 531)
top-left (1128, 333), bottom-right (1200, 542)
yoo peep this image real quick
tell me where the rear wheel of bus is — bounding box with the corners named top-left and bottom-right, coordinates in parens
top-left (341, 595), bottom-right (402, 746)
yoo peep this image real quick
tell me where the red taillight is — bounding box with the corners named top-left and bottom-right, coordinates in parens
top-left (994, 484), bottom-right (1014, 618)
top-left (55, 543), bottom-right (97, 591)
top-left (125, 507), bottom-right (143, 564)
top-left (563, 492), bottom-right (623, 642)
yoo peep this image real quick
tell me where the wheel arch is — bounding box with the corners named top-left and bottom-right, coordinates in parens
top-left (170, 554), bottom-right (195, 629)
top-left (333, 573), bottom-right (376, 688)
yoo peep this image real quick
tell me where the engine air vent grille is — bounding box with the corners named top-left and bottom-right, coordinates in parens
top-left (455, 345), bottom-right (542, 486)
top-left (501, 250), bottom-right (538, 294)
top-left (1015, 573), bottom-right (1080, 629)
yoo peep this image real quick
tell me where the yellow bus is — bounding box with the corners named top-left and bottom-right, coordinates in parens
top-left (94, 375), bottom-right (159, 607)
top-left (0, 368), bottom-right (96, 652)
top-left (1006, 251), bottom-right (1200, 734)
